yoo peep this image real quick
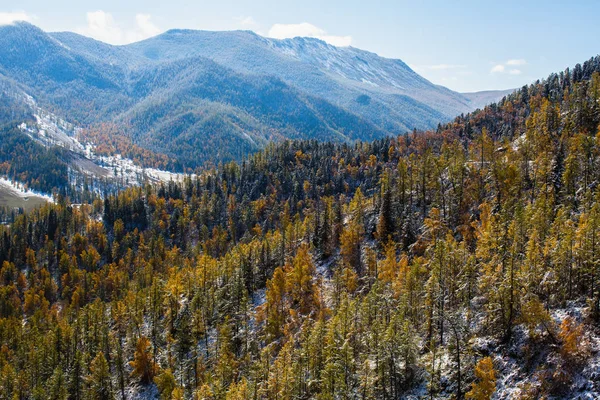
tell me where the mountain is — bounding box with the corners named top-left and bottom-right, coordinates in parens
top-left (0, 74), bottom-right (188, 205)
top-left (121, 29), bottom-right (472, 125)
top-left (0, 22), bottom-right (483, 168)
top-left (461, 88), bottom-right (516, 109)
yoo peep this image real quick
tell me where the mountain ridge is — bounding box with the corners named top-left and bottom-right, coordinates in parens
top-left (0, 22), bottom-right (510, 168)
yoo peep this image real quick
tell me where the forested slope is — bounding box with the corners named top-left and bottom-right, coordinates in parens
top-left (0, 57), bottom-right (599, 399)
top-left (0, 22), bottom-right (490, 169)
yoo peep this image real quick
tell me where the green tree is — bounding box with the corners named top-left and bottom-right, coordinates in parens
top-left (87, 352), bottom-right (113, 400)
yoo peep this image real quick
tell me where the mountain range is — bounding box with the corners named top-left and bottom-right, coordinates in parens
top-left (0, 22), bottom-right (510, 168)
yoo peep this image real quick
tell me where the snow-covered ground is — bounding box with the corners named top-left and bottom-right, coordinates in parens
top-left (482, 303), bottom-right (600, 399)
top-left (396, 299), bottom-right (600, 399)
top-left (15, 90), bottom-right (191, 190)
top-left (0, 177), bottom-right (53, 203)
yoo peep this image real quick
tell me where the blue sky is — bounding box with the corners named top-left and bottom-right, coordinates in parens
top-left (2, 0), bottom-right (599, 92)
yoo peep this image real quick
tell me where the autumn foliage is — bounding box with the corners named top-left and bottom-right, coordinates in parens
top-left (0, 59), bottom-right (599, 398)
top-left (130, 336), bottom-right (159, 384)
top-left (466, 357), bottom-right (496, 400)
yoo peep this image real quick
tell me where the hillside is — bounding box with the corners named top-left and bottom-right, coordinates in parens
top-left (0, 22), bottom-right (494, 168)
top-left (0, 78), bottom-right (190, 211)
top-left (122, 29), bottom-right (471, 125)
top-left (0, 56), bottom-right (599, 399)
top-left (461, 88), bottom-right (516, 110)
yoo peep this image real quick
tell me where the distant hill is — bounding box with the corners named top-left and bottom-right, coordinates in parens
top-left (0, 22), bottom-right (483, 167)
top-left (461, 88), bottom-right (516, 110)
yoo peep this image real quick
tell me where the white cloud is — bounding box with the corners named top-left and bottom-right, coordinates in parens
top-left (77, 10), bottom-right (162, 45)
top-left (0, 11), bottom-right (34, 25)
top-left (126, 14), bottom-right (161, 43)
top-left (268, 22), bottom-right (351, 47)
top-left (269, 22), bottom-right (324, 39)
top-left (490, 64), bottom-right (505, 73)
top-left (80, 11), bottom-right (122, 43)
top-left (506, 59), bottom-right (527, 66)
top-left (135, 14), bottom-right (160, 37)
top-left (235, 16), bottom-right (257, 27)
top-left (491, 59), bottom-right (527, 75)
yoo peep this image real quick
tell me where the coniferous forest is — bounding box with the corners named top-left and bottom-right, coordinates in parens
top-left (1, 57), bottom-right (600, 399)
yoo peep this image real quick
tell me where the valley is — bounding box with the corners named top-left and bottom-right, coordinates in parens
top-left (0, 178), bottom-right (50, 213)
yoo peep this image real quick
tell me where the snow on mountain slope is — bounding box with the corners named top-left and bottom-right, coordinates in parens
top-left (4, 85), bottom-right (188, 191)
top-left (462, 88), bottom-right (516, 110)
top-left (1, 22), bottom-right (491, 169)
top-left (123, 29), bottom-right (472, 127)
top-left (264, 36), bottom-right (472, 116)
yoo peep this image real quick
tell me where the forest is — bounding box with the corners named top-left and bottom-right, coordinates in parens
top-left (0, 56), bottom-right (599, 399)
top-left (0, 123), bottom-right (70, 193)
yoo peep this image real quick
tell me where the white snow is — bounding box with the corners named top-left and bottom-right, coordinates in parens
top-left (0, 177), bottom-right (53, 203)
top-left (13, 90), bottom-right (191, 190)
top-left (252, 288), bottom-right (266, 307)
top-left (361, 78), bottom-right (379, 87)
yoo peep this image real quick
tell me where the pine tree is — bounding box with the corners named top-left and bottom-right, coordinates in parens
top-left (376, 169), bottom-right (394, 243)
top-left (215, 321), bottom-right (238, 393)
top-left (87, 352), bottom-right (112, 400)
top-left (47, 367), bottom-right (68, 400)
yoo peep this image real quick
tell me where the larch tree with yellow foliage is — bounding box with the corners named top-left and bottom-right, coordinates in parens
top-left (466, 357), bottom-right (496, 400)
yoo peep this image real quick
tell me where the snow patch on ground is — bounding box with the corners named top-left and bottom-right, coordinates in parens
top-left (252, 288), bottom-right (266, 308)
top-left (15, 91), bottom-right (190, 190)
top-left (126, 383), bottom-right (158, 400)
top-left (0, 177), bottom-right (53, 203)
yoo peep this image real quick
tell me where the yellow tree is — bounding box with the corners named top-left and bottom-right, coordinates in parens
top-left (521, 296), bottom-right (556, 341)
top-left (475, 203), bottom-right (507, 335)
top-left (267, 340), bottom-right (295, 399)
top-left (340, 224), bottom-right (363, 275)
top-left (558, 316), bottom-right (588, 362)
top-left (285, 244), bottom-right (320, 316)
top-left (87, 352), bottom-right (112, 400)
top-left (154, 369), bottom-right (177, 400)
top-left (259, 266), bottom-right (287, 342)
top-left (466, 357), bottom-right (496, 400)
top-left (226, 377), bottom-right (250, 400)
top-left (378, 242), bottom-right (397, 286)
top-left (130, 336), bottom-right (158, 384)
top-left (215, 321), bottom-right (238, 394)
